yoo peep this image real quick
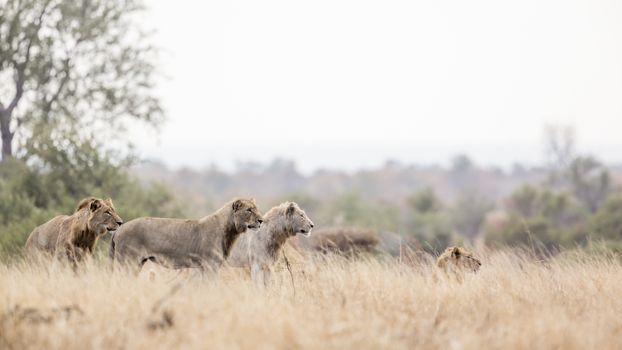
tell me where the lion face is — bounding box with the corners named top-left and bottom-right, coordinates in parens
top-left (437, 246), bottom-right (482, 273)
top-left (232, 198), bottom-right (263, 233)
top-left (87, 198), bottom-right (124, 236)
top-left (285, 202), bottom-right (314, 236)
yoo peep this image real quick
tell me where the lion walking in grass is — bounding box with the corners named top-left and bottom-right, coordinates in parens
top-left (110, 198), bottom-right (263, 273)
top-left (25, 197), bottom-right (123, 266)
top-left (228, 202), bottom-right (314, 286)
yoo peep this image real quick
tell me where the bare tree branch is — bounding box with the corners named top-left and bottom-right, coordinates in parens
top-left (42, 58), bottom-right (71, 118)
top-left (6, 0), bottom-right (51, 115)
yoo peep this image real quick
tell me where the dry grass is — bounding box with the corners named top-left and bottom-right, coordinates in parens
top-left (1, 249), bottom-right (622, 349)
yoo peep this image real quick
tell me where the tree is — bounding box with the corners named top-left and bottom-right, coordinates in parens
top-left (451, 191), bottom-right (493, 240)
top-left (451, 154), bottom-right (474, 174)
top-left (484, 216), bottom-right (560, 251)
top-left (542, 126), bottom-right (611, 213)
top-left (507, 185), bottom-right (585, 227)
top-left (319, 192), bottom-right (400, 232)
top-left (568, 156), bottom-right (610, 213)
top-left (406, 188), bottom-right (456, 254)
top-left (407, 187), bottom-right (441, 214)
top-left (449, 154), bottom-right (475, 190)
top-left (544, 124), bottom-right (576, 185)
top-left (587, 194), bottom-right (622, 242)
top-left (508, 185), bottom-right (540, 218)
top-left (0, 0), bottom-right (162, 161)
top-left (484, 184), bottom-right (588, 249)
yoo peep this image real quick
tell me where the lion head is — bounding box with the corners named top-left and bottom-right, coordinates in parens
top-left (231, 198), bottom-right (263, 232)
top-left (77, 197), bottom-right (124, 236)
top-left (436, 246), bottom-right (481, 273)
top-left (283, 202), bottom-right (314, 236)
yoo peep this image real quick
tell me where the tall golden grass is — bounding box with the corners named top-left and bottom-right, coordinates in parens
top-left (1, 248), bottom-right (621, 349)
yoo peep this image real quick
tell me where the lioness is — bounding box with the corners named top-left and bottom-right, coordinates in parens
top-left (110, 198), bottom-right (263, 273)
top-left (436, 246), bottom-right (482, 273)
top-left (228, 202), bottom-right (314, 286)
top-left (25, 197), bottom-right (123, 265)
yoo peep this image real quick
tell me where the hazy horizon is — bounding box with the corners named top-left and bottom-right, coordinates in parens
top-left (137, 141), bottom-right (622, 174)
top-left (132, 0), bottom-right (622, 172)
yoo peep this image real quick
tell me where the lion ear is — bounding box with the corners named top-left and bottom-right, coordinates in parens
top-left (286, 202), bottom-right (296, 216)
top-left (232, 199), bottom-right (244, 212)
top-left (90, 199), bottom-right (102, 212)
top-left (451, 247), bottom-right (461, 258)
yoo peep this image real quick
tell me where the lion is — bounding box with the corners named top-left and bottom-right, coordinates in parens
top-left (304, 227), bottom-right (379, 255)
top-left (110, 198), bottom-right (263, 273)
top-left (436, 246), bottom-right (482, 273)
top-left (228, 202), bottom-right (314, 286)
top-left (25, 197), bottom-right (123, 266)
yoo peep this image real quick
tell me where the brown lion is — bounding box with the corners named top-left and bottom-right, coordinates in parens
top-left (305, 227), bottom-right (379, 255)
top-left (110, 198), bottom-right (263, 273)
top-left (228, 202), bottom-right (314, 286)
top-left (25, 197), bottom-right (123, 265)
top-left (436, 246), bottom-right (482, 273)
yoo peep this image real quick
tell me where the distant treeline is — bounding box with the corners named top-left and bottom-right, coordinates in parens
top-left (132, 154), bottom-right (622, 254)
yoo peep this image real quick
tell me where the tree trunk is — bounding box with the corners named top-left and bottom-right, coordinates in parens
top-left (0, 110), bottom-right (13, 161)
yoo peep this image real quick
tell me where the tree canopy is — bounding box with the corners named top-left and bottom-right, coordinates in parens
top-left (0, 0), bottom-right (162, 161)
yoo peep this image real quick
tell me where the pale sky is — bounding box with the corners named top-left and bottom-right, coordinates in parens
top-left (133, 0), bottom-right (622, 172)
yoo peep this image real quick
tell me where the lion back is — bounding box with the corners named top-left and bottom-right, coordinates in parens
top-left (24, 215), bottom-right (68, 255)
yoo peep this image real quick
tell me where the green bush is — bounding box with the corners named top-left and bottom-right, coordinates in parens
top-left (484, 216), bottom-right (560, 251)
top-left (317, 192), bottom-right (400, 232)
top-left (587, 194), bottom-right (622, 242)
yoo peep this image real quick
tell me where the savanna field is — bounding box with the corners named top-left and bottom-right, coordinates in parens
top-left (3, 1), bottom-right (622, 349)
top-left (1, 248), bottom-right (621, 350)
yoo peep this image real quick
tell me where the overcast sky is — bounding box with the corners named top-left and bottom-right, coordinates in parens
top-left (133, 0), bottom-right (622, 172)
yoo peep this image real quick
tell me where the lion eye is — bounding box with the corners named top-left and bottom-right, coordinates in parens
top-left (106, 212), bottom-right (112, 216)
top-left (247, 208), bottom-right (252, 213)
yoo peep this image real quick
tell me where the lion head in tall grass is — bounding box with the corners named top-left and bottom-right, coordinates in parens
top-left (436, 246), bottom-right (482, 273)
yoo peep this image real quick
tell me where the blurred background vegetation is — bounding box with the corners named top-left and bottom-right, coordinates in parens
top-left (1, 0), bottom-right (622, 258)
top-left (133, 135), bottom-right (622, 256)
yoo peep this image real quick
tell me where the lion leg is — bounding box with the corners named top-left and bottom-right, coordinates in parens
top-left (57, 244), bottom-right (80, 271)
top-left (133, 256), bottom-right (158, 276)
top-left (250, 263), bottom-right (263, 286)
top-left (262, 266), bottom-right (271, 287)
top-left (195, 260), bottom-right (219, 283)
top-left (250, 262), bottom-right (271, 287)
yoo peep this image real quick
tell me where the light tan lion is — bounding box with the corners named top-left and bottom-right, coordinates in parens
top-left (25, 197), bottom-right (123, 265)
top-left (436, 246), bottom-right (482, 273)
top-left (110, 198), bottom-right (263, 273)
top-left (228, 202), bottom-right (314, 286)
